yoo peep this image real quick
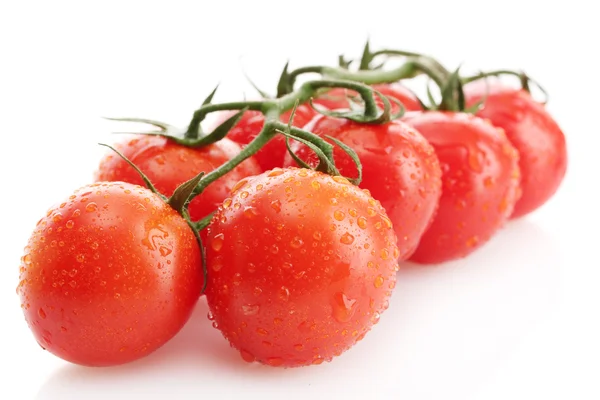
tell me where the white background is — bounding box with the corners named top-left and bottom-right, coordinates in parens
top-left (1, 1), bottom-right (599, 399)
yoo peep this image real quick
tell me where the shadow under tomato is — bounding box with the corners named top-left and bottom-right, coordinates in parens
top-left (35, 218), bottom-right (561, 400)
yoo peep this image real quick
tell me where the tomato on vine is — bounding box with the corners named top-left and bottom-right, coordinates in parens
top-left (212, 105), bottom-right (316, 172)
top-left (312, 83), bottom-right (422, 113)
top-left (463, 76), bottom-right (567, 218)
top-left (18, 157), bottom-right (206, 366)
top-left (403, 110), bottom-right (521, 264)
top-left (96, 134), bottom-right (260, 223)
top-left (283, 116), bottom-right (442, 260)
top-left (205, 168), bottom-right (398, 367)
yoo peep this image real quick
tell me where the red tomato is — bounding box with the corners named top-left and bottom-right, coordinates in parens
top-left (17, 182), bottom-right (202, 366)
top-left (283, 116), bottom-right (442, 260)
top-left (403, 112), bottom-right (521, 264)
top-left (205, 168), bottom-right (398, 367)
top-left (214, 105), bottom-right (317, 172)
top-left (312, 83), bottom-right (423, 113)
top-left (95, 135), bottom-right (260, 222)
top-left (464, 81), bottom-right (568, 218)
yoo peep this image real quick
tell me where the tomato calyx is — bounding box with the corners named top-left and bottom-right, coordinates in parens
top-left (353, 41), bottom-right (549, 105)
top-left (98, 143), bottom-right (209, 293)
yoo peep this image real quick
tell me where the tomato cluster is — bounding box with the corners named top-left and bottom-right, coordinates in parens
top-left (17, 44), bottom-right (567, 369)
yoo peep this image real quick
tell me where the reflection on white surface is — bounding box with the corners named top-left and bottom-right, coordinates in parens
top-left (36, 219), bottom-right (560, 400)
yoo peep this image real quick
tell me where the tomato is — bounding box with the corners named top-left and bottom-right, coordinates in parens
top-left (17, 182), bottom-right (202, 366)
top-left (214, 105), bottom-right (317, 172)
top-left (205, 168), bottom-right (398, 367)
top-left (464, 81), bottom-right (568, 218)
top-left (403, 112), bottom-right (521, 264)
top-left (95, 135), bottom-right (260, 222)
top-left (312, 83), bottom-right (423, 113)
top-left (283, 116), bottom-right (442, 260)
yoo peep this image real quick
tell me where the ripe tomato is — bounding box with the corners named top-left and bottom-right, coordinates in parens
top-left (17, 182), bottom-right (203, 367)
top-left (95, 135), bottom-right (260, 222)
top-left (403, 112), bottom-right (521, 264)
top-left (214, 105), bottom-right (317, 172)
top-left (205, 168), bottom-right (398, 367)
top-left (312, 83), bottom-right (423, 113)
top-left (283, 116), bottom-right (442, 260)
top-left (464, 81), bottom-right (568, 218)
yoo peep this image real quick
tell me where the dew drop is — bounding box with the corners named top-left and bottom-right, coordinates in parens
top-left (374, 275), bottom-right (384, 288)
top-left (278, 286), bottom-right (290, 302)
top-left (357, 216), bottom-right (368, 229)
top-left (313, 231), bottom-right (322, 241)
top-left (311, 181), bottom-right (321, 190)
top-left (159, 246), bottom-right (172, 257)
top-left (24, 254), bottom-right (32, 264)
top-left (242, 304), bottom-right (260, 316)
top-left (243, 206), bottom-right (258, 218)
top-left (380, 248), bottom-right (390, 260)
top-left (240, 191), bottom-right (249, 199)
top-left (367, 207), bottom-right (377, 217)
top-left (240, 349), bottom-right (255, 363)
top-left (340, 232), bottom-right (355, 245)
top-left (256, 327), bottom-right (269, 336)
top-left (38, 308), bottom-right (46, 319)
top-left (332, 292), bottom-right (358, 323)
top-left (231, 179), bottom-right (249, 193)
top-left (270, 200), bottom-right (282, 213)
top-left (76, 254), bottom-right (85, 263)
top-left (294, 344), bottom-right (304, 351)
top-left (332, 176), bottom-right (350, 185)
top-left (207, 312), bottom-right (214, 321)
top-left (333, 210), bottom-right (345, 221)
top-left (247, 263), bottom-right (256, 273)
top-left (85, 202), bottom-right (98, 213)
top-left (52, 213), bottom-right (63, 223)
top-left (211, 233), bottom-right (225, 252)
top-left (266, 357), bottom-right (284, 366)
top-left (66, 220), bottom-right (75, 229)
top-left (290, 237), bottom-right (304, 249)
top-left (223, 198), bottom-right (232, 209)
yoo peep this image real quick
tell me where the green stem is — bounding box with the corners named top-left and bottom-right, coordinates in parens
top-left (190, 119), bottom-right (343, 198)
top-left (279, 57), bottom-right (447, 96)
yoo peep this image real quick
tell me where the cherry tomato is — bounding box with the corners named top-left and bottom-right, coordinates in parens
top-left (205, 168), bottom-right (398, 367)
top-left (464, 81), bottom-right (568, 218)
top-left (17, 182), bottom-right (202, 366)
top-left (214, 105), bottom-right (317, 172)
top-left (283, 116), bottom-right (442, 260)
top-left (312, 83), bottom-right (423, 113)
top-left (95, 135), bottom-right (260, 222)
top-left (403, 112), bottom-right (521, 264)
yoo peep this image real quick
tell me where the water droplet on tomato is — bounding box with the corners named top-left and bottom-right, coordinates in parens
top-left (270, 244), bottom-right (279, 254)
top-left (240, 349), bottom-right (255, 363)
top-left (294, 344), bottom-right (304, 351)
top-left (52, 213), bottom-right (63, 223)
top-left (76, 254), bottom-right (84, 263)
top-left (211, 233), bottom-right (225, 252)
top-left (85, 202), bottom-right (98, 213)
top-left (256, 327), bottom-right (269, 336)
top-left (23, 254), bottom-right (32, 264)
top-left (329, 198), bottom-right (339, 205)
top-left (333, 210), bottom-right (345, 221)
top-left (311, 180), bottom-right (321, 190)
top-left (278, 286), bottom-right (290, 302)
top-left (231, 179), bottom-right (249, 193)
top-left (374, 275), bottom-right (384, 288)
top-left (290, 237), bottom-right (304, 249)
top-left (243, 206), bottom-right (258, 218)
top-left (270, 199), bottom-right (281, 213)
top-left (212, 321), bottom-right (219, 329)
top-left (242, 304), bottom-right (260, 316)
top-left (331, 292), bottom-right (358, 323)
top-left (266, 357), bottom-right (284, 367)
top-left (66, 220), bottom-right (75, 229)
top-left (247, 263), bottom-right (256, 273)
top-left (371, 311), bottom-right (381, 324)
top-left (367, 207), bottom-right (377, 217)
top-left (38, 308), bottom-right (46, 319)
top-left (332, 176), bottom-right (350, 185)
top-left (340, 232), bottom-right (354, 245)
top-left (380, 248), bottom-right (390, 260)
top-left (466, 236), bottom-right (479, 247)
top-left (207, 311), bottom-right (214, 321)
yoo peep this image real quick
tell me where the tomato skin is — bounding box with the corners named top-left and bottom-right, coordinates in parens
top-left (283, 116), bottom-right (442, 260)
top-left (95, 135), bottom-right (260, 222)
top-left (403, 112), bottom-right (521, 264)
top-left (205, 168), bottom-right (398, 367)
top-left (465, 82), bottom-right (568, 218)
top-left (312, 83), bottom-right (423, 113)
top-left (215, 105), bottom-right (317, 172)
top-left (17, 182), bottom-right (202, 367)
